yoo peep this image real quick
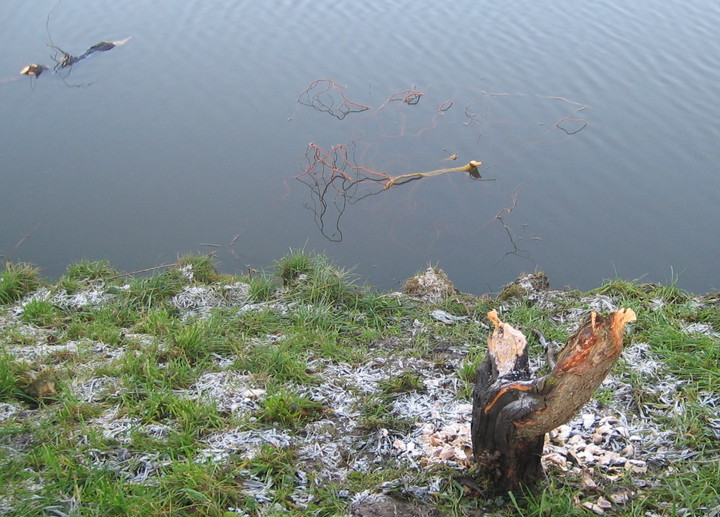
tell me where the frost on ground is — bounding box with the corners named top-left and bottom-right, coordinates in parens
top-left (193, 331), bottom-right (698, 514)
top-left (18, 285), bottom-right (112, 312)
top-left (1, 281), bottom-right (717, 516)
top-left (171, 282), bottom-right (251, 319)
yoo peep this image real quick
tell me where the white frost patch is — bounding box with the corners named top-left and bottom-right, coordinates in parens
top-left (296, 356), bottom-right (475, 479)
top-left (15, 286), bottom-right (110, 312)
top-left (552, 295), bottom-right (619, 330)
top-left (53, 286), bottom-right (111, 309)
top-left (6, 340), bottom-right (127, 370)
top-left (0, 402), bottom-right (21, 423)
top-left (5, 340), bottom-right (80, 362)
top-left (699, 391), bottom-right (720, 439)
top-left (71, 376), bottom-right (123, 403)
top-left (621, 342), bottom-right (665, 378)
top-left (170, 282), bottom-right (252, 318)
top-left (83, 448), bottom-right (171, 484)
top-left (90, 408), bottom-right (140, 444)
top-left (682, 322), bottom-right (720, 338)
top-left (299, 378), bottom-right (358, 420)
top-left (173, 285), bottom-right (223, 308)
top-left (181, 371), bottom-right (265, 414)
top-left (196, 428), bottom-right (293, 463)
top-left (430, 309), bottom-right (467, 324)
top-left (581, 294), bottom-right (618, 314)
top-left (390, 392), bottom-right (464, 423)
top-left (222, 282), bottom-right (252, 305)
top-left (238, 301), bottom-right (295, 315)
top-left (297, 421), bottom-right (350, 478)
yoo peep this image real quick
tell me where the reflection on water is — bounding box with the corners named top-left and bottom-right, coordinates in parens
top-left (1, 0), bottom-right (719, 294)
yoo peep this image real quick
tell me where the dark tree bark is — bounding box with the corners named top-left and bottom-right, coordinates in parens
top-left (471, 308), bottom-right (636, 493)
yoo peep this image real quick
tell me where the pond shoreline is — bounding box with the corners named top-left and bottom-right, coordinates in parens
top-left (1, 254), bottom-right (719, 516)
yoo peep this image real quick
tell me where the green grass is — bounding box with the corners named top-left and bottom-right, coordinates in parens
top-left (247, 273), bottom-right (278, 302)
top-left (64, 259), bottom-right (119, 282)
top-left (277, 250), bottom-right (361, 306)
top-left (378, 371), bottom-right (425, 397)
top-left (275, 248), bottom-right (314, 287)
top-left (234, 337), bottom-right (315, 385)
top-left (118, 269), bottom-right (187, 312)
top-left (64, 305), bottom-right (137, 345)
top-left (176, 253), bottom-right (221, 284)
top-left (55, 259), bottom-right (121, 295)
top-left (259, 388), bottom-right (324, 426)
top-left (0, 349), bottom-right (23, 402)
top-left (133, 307), bottom-right (176, 336)
top-left (0, 256), bottom-right (718, 516)
top-left (170, 321), bottom-right (214, 365)
top-left (20, 298), bottom-right (64, 328)
top-left (0, 262), bottom-right (43, 304)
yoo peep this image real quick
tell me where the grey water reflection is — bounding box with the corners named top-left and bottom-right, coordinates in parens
top-left (1, 0), bottom-right (719, 294)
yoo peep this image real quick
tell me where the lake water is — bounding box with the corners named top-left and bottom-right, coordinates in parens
top-left (2, 0), bottom-right (719, 295)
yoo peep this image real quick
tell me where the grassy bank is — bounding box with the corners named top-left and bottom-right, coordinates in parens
top-left (1, 253), bottom-right (718, 516)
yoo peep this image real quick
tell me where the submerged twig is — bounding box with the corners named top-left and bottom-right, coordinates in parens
top-left (384, 161), bottom-right (483, 189)
top-left (297, 142), bottom-right (486, 242)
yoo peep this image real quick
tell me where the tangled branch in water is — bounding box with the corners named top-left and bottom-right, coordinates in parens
top-left (298, 79), bottom-right (428, 120)
top-left (294, 80), bottom-right (593, 250)
top-left (376, 86), bottom-right (424, 110)
top-left (296, 142), bottom-right (483, 241)
top-left (297, 79), bottom-right (372, 120)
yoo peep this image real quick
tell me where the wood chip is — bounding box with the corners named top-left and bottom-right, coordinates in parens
top-left (625, 459), bottom-right (647, 473)
top-left (581, 472), bottom-right (598, 489)
top-left (609, 490), bottom-right (633, 504)
top-left (582, 501), bottom-right (606, 515)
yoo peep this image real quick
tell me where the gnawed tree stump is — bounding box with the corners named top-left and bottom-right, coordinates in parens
top-left (471, 308), bottom-right (637, 492)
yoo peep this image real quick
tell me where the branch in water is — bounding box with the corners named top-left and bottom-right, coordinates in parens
top-left (384, 160), bottom-right (482, 189)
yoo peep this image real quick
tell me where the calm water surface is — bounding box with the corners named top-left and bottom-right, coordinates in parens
top-left (2, 1), bottom-right (719, 294)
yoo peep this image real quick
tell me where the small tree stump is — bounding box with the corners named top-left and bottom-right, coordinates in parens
top-left (471, 308), bottom-right (636, 492)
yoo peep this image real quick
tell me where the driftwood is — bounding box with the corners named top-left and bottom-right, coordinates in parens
top-left (19, 37), bottom-right (132, 77)
top-left (471, 308), bottom-right (637, 492)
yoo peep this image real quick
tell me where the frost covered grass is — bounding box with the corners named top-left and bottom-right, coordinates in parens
top-left (0, 256), bottom-right (718, 516)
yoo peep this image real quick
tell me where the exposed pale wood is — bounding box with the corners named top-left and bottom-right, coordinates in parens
top-left (471, 308), bottom-right (636, 492)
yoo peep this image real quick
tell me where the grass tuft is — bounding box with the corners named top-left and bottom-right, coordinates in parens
top-left (247, 273), bottom-right (278, 302)
top-left (176, 254), bottom-right (221, 284)
top-left (259, 388), bottom-right (324, 426)
top-left (119, 269), bottom-right (186, 312)
top-left (275, 248), bottom-right (313, 286)
top-left (64, 259), bottom-right (119, 282)
top-left (0, 262), bottom-right (43, 304)
top-left (20, 298), bottom-right (64, 328)
top-left (277, 250), bottom-right (360, 306)
top-left (0, 350), bottom-right (24, 402)
top-left (234, 337), bottom-right (314, 385)
top-left (378, 371), bottom-right (425, 397)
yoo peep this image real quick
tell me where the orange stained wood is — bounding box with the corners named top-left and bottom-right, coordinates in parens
top-left (557, 335), bottom-right (598, 374)
top-left (483, 382), bottom-right (535, 414)
top-left (556, 312), bottom-right (599, 375)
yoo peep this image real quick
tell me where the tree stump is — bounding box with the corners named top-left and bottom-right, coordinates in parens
top-left (471, 308), bottom-right (637, 493)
